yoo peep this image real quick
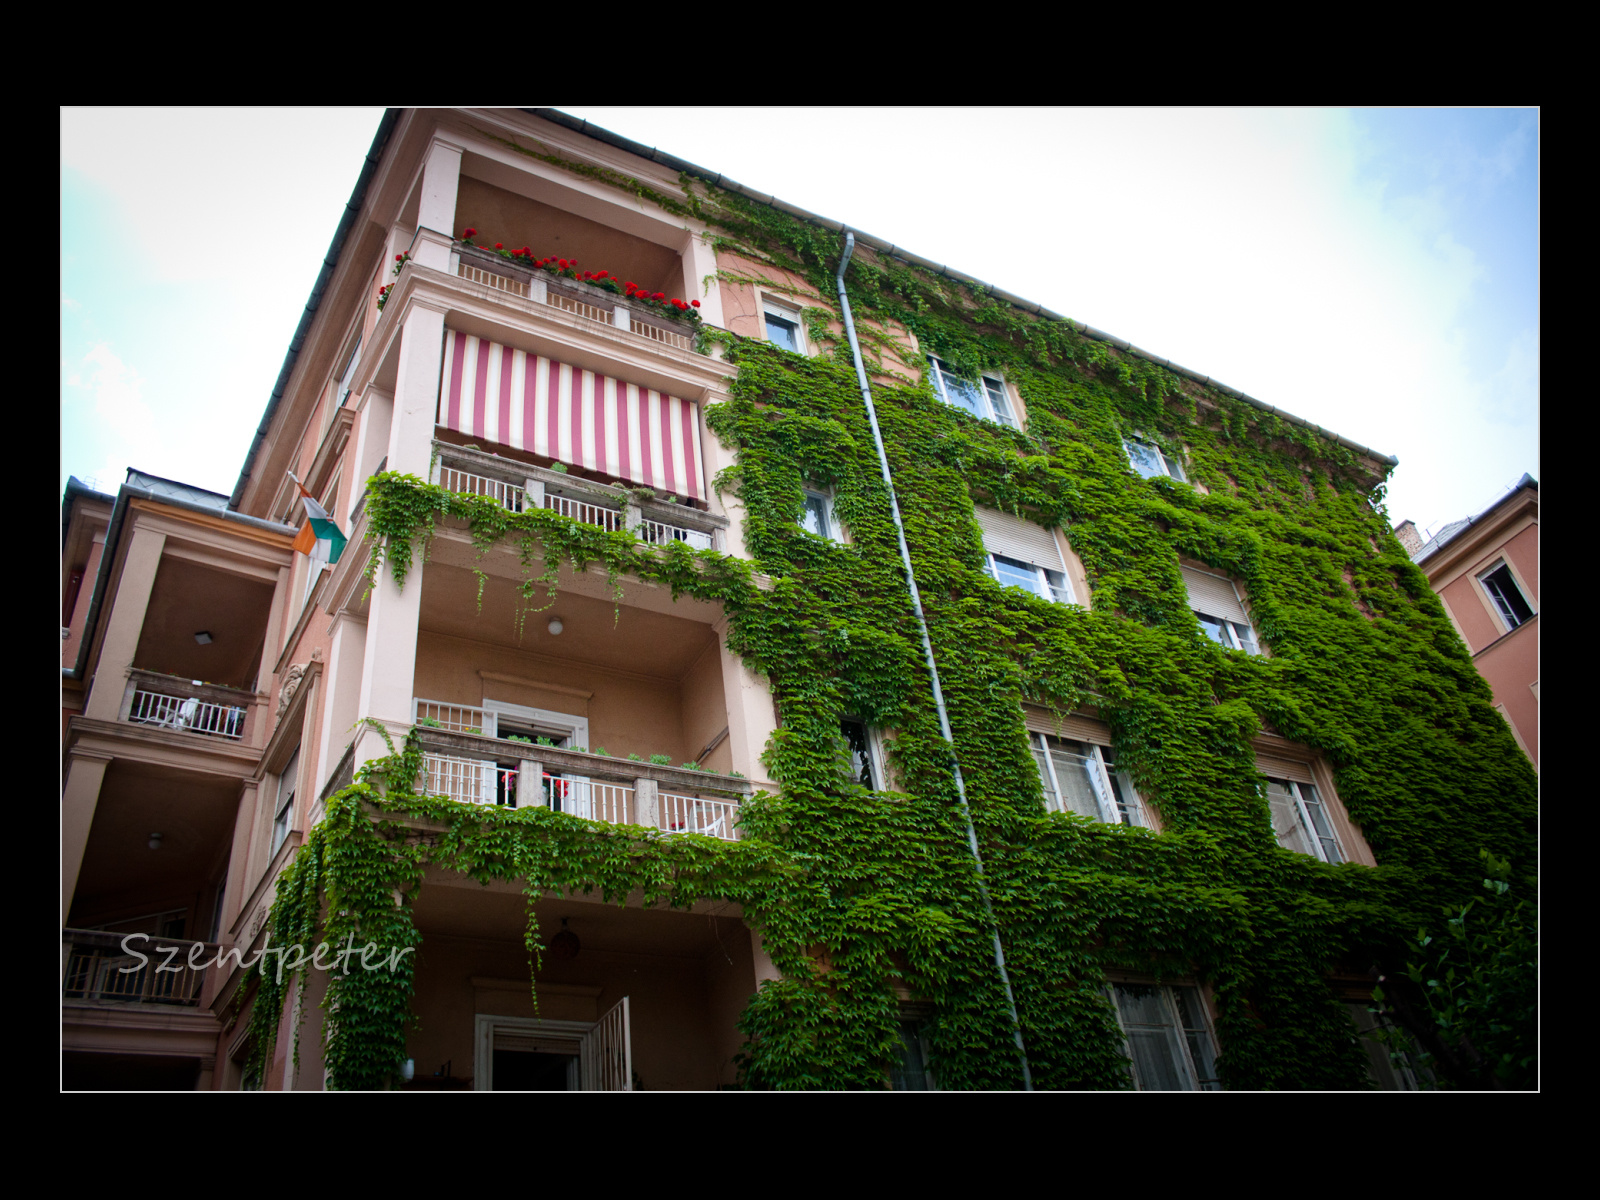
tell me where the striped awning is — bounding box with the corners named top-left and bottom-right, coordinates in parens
top-left (439, 330), bottom-right (707, 502)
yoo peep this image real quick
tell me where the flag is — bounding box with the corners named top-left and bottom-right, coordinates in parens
top-left (288, 473), bottom-right (347, 565)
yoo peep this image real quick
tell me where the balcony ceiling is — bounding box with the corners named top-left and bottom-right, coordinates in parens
top-left (70, 760), bottom-right (238, 925)
top-left (418, 553), bottom-right (720, 681)
top-left (132, 557), bottom-right (274, 690)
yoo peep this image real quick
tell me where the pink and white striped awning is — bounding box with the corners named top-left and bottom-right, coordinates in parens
top-left (438, 330), bottom-right (708, 502)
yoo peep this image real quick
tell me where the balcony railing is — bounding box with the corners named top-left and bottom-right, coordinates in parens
top-left (119, 670), bottom-right (256, 743)
top-left (62, 929), bottom-right (220, 1007)
top-left (432, 443), bottom-right (729, 553)
top-left (454, 244), bottom-right (697, 353)
top-left (409, 720), bottom-right (748, 841)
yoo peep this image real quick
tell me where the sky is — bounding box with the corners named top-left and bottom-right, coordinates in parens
top-left (61, 107), bottom-right (1537, 538)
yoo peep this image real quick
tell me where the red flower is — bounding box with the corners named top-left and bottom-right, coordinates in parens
top-left (653, 292), bottom-right (666, 301)
top-left (495, 243), bottom-right (503, 250)
top-left (595, 270), bottom-right (609, 279)
top-left (463, 228), bottom-right (476, 237)
top-left (691, 300), bottom-right (701, 308)
top-left (395, 253), bottom-right (403, 262)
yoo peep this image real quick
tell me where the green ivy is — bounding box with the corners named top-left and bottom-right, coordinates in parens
top-left (243, 154), bottom-right (1537, 1091)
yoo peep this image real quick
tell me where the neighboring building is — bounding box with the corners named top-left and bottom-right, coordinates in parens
top-left (1395, 475), bottom-right (1538, 771)
top-left (62, 109), bottom-right (1536, 1091)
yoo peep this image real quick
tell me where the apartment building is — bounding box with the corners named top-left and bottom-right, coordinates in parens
top-left (1395, 475), bottom-right (1538, 772)
top-left (62, 109), bottom-right (1536, 1090)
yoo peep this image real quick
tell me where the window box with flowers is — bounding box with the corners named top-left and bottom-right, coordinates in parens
top-left (453, 235), bottom-right (702, 337)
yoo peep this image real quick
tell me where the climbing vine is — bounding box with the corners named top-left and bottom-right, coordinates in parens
top-left (245, 142), bottom-right (1536, 1090)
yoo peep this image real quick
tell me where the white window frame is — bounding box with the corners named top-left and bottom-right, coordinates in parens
top-left (839, 718), bottom-right (885, 791)
top-left (473, 1001), bottom-right (632, 1092)
top-left (1476, 558), bottom-right (1534, 632)
top-left (1030, 732), bottom-right (1145, 826)
top-left (482, 701), bottom-right (591, 814)
top-left (1266, 776), bottom-right (1344, 863)
top-left (987, 552), bottom-right (1073, 605)
top-left (926, 357), bottom-right (1019, 429)
top-left (1110, 983), bottom-right (1221, 1091)
top-left (799, 487), bottom-right (839, 542)
top-left (760, 297), bottom-right (806, 355)
top-left (1123, 434), bottom-right (1187, 482)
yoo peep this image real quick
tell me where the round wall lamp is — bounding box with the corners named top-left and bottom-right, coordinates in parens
top-left (547, 917), bottom-right (580, 961)
top-left (547, 618), bottom-right (564, 636)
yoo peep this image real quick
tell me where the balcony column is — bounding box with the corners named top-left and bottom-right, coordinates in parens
top-left (84, 525), bottom-right (165, 721)
top-left (518, 759), bottom-right (543, 808)
top-left (349, 386), bottom-right (393, 525)
top-left (683, 228), bottom-right (725, 328)
top-left (62, 748), bottom-right (112, 926)
top-left (252, 563), bottom-right (291, 747)
top-left (414, 137), bottom-right (463, 271)
top-left (634, 778), bottom-right (659, 830)
top-left (713, 615), bottom-right (780, 791)
top-left (315, 615), bottom-right (367, 803)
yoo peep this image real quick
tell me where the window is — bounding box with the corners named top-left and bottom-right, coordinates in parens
top-left (1111, 983), bottom-right (1221, 1090)
top-left (1478, 560), bottom-right (1534, 631)
top-left (890, 1018), bottom-right (936, 1090)
top-left (839, 719), bottom-right (883, 790)
top-left (762, 300), bottom-right (805, 354)
top-left (976, 507), bottom-right (1076, 605)
top-left (1347, 1002), bottom-right (1426, 1090)
top-left (1180, 565), bottom-right (1259, 654)
top-left (799, 488), bottom-right (838, 541)
top-left (1031, 733), bottom-right (1145, 825)
top-left (1266, 777), bottom-right (1344, 863)
top-left (271, 747), bottom-right (299, 855)
top-left (1123, 435), bottom-right (1186, 482)
top-left (926, 357), bottom-right (1018, 428)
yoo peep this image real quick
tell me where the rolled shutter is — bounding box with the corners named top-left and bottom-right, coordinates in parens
top-left (975, 507), bottom-right (1066, 571)
top-left (1023, 707), bottom-right (1112, 744)
top-left (1180, 566), bottom-right (1248, 625)
top-left (1255, 754), bottom-right (1314, 784)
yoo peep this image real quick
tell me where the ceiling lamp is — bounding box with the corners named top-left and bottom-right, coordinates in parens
top-left (194, 631), bottom-right (213, 644)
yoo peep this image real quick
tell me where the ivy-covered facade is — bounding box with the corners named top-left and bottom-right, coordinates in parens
top-left (64, 109), bottom-right (1536, 1091)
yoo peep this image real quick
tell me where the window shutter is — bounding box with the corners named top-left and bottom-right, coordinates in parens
top-left (1023, 708), bottom-right (1111, 743)
top-left (1255, 755), bottom-right (1314, 784)
top-left (1180, 566), bottom-right (1249, 625)
top-left (976, 508), bottom-right (1067, 571)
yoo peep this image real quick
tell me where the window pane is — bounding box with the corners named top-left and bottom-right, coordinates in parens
top-left (1048, 741), bottom-right (1103, 820)
top-left (983, 378), bottom-right (1016, 427)
top-left (1298, 784), bottom-right (1343, 863)
top-left (1267, 779), bottom-right (1315, 857)
top-left (993, 554), bottom-right (1045, 598)
top-left (932, 362), bottom-right (984, 417)
top-left (766, 313), bottom-right (799, 352)
top-left (1124, 440), bottom-right (1164, 479)
top-left (840, 719), bottom-right (876, 789)
top-left (1160, 451), bottom-right (1186, 482)
top-left (800, 492), bottom-right (831, 538)
top-left (1032, 743), bottom-right (1059, 809)
top-left (890, 1021), bottom-right (932, 1090)
top-left (1231, 621), bottom-right (1259, 655)
top-left (1196, 612), bottom-right (1231, 645)
top-left (1044, 568), bottom-right (1074, 605)
top-left (1481, 564), bottom-right (1533, 627)
top-left (1115, 985), bottom-right (1190, 1091)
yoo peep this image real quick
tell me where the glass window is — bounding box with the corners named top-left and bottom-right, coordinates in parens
top-left (800, 490), bottom-right (836, 541)
top-left (1123, 436), bottom-right (1186, 482)
top-left (1266, 777), bottom-right (1344, 863)
top-left (840, 719), bottom-right (880, 789)
top-left (987, 553), bottom-right (1073, 605)
top-left (272, 748), bottom-right (299, 855)
top-left (1032, 733), bottom-right (1144, 826)
top-left (765, 305), bottom-right (802, 353)
top-left (927, 357), bottom-right (1017, 428)
top-left (1113, 984), bottom-right (1221, 1090)
top-left (1478, 562), bottom-right (1533, 630)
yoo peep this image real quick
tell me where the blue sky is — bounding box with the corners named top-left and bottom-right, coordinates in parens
top-left (61, 107), bottom-right (1536, 536)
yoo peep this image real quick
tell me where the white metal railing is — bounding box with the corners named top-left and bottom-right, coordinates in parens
top-left (438, 465), bottom-right (526, 512)
top-left (547, 777), bottom-right (636, 824)
top-left (128, 689), bottom-right (246, 740)
top-left (63, 932), bottom-right (214, 1006)
top-left (458, 262), bottom-right (529, 297)
top-left (658, 792), bottom-right (740, 841)
top-left (420, 753), bottom-right (515, 806)
top-left (413, 699), bottom-right (489, 735)
top-left (637, 518), bottom-right (714, 551)
top-left (630, 320), bottom-right (693, 352)
top-left (547, 291), bottom-right (614, 326)
top-left (545, 493), bottom-right (625, 531)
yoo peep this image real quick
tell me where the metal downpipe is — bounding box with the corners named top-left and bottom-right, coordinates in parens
top-left (834, 232), bottom-right (1033, 1090)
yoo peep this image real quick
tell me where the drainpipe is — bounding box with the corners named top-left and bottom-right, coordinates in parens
top-left (835, 232), bottom-right (1033, 1090)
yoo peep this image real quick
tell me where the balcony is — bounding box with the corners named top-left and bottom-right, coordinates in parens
top-left (408, 710), bottom-right (751, 841)
top-left (454, 243), bottom-right (699, 354)
top-left (62, 928), bottom-right (221, 1007)
top-left (118, 669), bottom-right (258, 743)
top-left (433, 441), bottom-right (727, 553)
